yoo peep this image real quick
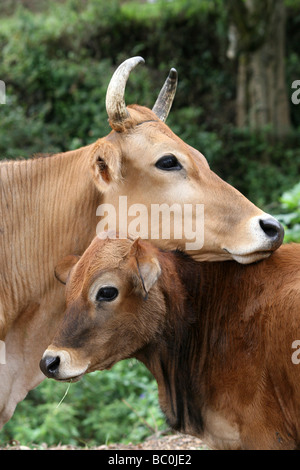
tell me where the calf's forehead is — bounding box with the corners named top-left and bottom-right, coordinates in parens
top-left (66, 238), bottom-right (133, 298)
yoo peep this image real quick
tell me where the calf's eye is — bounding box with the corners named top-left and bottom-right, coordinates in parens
top-left (155, 155), bottom-right (182, 171)
top-left (96, 286), bottom-right (119, 302)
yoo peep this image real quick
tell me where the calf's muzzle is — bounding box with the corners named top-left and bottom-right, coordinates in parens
top-left (40, 349), bottom-right (89, 381)
top-left (40, 355), bottom-right (61, 378)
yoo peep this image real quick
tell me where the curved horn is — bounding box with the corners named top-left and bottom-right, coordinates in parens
top-left (152, 68), bottom-right (178, 122)
top-left (106, 56), bottom-right (145, 125)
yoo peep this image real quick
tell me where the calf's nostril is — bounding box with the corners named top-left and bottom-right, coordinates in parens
top-left (48, 355), bottom-right (60, 373)
top-left (40, 355), bottom-right (60, 377)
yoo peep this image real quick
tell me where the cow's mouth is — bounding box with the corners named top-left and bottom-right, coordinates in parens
top-left (54, 361), bottom-right (115, 381)
top-left (223, 248), bottom-right (272, 264)
top-left (55, 374), bottom-right (84, 383)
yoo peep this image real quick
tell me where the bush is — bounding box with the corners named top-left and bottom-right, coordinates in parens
top-left (1, 360), bottom-right (165, 448)
top-left (0, 0), bottom-right (229, 159)
top-left (210, 127), bottom-right (300, 208)
top-left (276, 182), bottom-right (300, 243)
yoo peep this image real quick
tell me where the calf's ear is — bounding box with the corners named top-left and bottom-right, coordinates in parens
top-left (54, 255), bottom-right (81, 285)
top-left (90, 138), bottom-right (122, 192)
top-left (129, 239), bottom-right (161, 298)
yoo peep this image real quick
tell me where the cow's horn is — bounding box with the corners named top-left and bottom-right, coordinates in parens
top-left (106, 56), bottom-right (145, 125)
top-left (152, 68), bottom-right (178, 122)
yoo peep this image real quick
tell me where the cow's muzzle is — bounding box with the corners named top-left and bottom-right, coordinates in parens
top-left (259, 217), bottom-right (284, 247)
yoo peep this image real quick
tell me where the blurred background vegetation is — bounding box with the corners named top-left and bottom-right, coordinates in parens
top-left (0, 0), bottom-right (300, 448)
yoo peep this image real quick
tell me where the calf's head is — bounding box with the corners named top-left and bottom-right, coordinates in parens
top-left (40, 236), bottom-right (166, 381)
top-left (90, 57), bottom-right (283, 263)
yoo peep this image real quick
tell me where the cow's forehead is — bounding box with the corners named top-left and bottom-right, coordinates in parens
top-left (128, 121), bottom-right (185, 148)
top-left (104, 105), bottom-right (207, 169)
top-left (126, 119), bottom-right (208, 168)
top-left (112, 124), bottom-right (204, 180)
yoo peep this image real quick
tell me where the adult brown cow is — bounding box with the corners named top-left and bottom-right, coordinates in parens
top-left (42, 236), bottom-right (300, 450)
top-left (1, 57), bottom-right (282, 428)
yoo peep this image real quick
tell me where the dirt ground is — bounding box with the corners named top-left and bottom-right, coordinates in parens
top-left (3, 432), bottom-right (211, 450)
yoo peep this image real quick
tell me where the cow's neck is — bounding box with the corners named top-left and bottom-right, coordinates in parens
top-left (137, 253), bottom-right (242, 439)
top-left (0, 148), bottom-right (101, 335)
top-left (0, 149), bottom-right (102, 428)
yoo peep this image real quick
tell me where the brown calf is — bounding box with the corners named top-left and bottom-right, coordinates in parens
top-left (40, 236), bottom-right (300, 450)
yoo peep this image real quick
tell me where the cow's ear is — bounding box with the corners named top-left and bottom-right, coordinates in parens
top-left (90, 138), bottom-right (122, 192)
top-left (129, 239), bottom-right (161, 298)
top-left (55, 255), bottom-right (81, 285)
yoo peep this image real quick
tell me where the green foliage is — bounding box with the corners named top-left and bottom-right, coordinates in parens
top-left (210, 128), bottom-right (300, 208)
top-left (0, 0), bottom-right (228, 157)
top-left (1, 360), bottom-right (165, 448)
top-left (276, 182), bottom-right (300, 243)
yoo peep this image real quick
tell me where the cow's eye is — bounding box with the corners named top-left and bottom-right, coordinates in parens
top-left (155, 155), bottom-right (182, 171)
top-left (96, 286), bottom-right (119, 302)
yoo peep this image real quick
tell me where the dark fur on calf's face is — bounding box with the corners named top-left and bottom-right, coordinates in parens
top-left (44, 237), bottom-right (166, 375)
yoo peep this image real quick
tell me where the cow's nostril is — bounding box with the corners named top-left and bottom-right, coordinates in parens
top-left (40, 355), bottom-right (60, 377)
top-left (259, 218), bottom-right (284, 241)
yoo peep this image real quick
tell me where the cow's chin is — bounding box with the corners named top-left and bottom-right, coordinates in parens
top-left (190, 249), bottom-right (272, 264)
top-left (230, 251), bottom-right (272, 265)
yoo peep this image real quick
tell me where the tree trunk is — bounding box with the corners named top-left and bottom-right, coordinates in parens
top-left (228, 0), bottom-right (291, 137)
top-left (236, 53), bottom-right (248, 127)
